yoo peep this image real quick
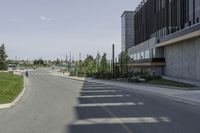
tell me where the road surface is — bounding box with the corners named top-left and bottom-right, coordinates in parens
top-left (0, 69), bottom-right (200, 133)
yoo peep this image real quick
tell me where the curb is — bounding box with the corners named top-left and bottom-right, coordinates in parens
top-left (50, 74), bottom-right (86, 82)
top-left (0, 76), bottom-right (26, 110)
top-left (54, 75), bottom-right (200, 107)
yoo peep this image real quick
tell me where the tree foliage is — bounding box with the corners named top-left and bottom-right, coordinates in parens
top-left (0, 44), bottom-right (8, 70)
top-left (96, 52), bottom-right (101, 73)
top-left (99, 53), bottom-right (109, 74)
top-left (33, 59), bottom-right (44, 66)
top-left (119, 51), bottom-right (129, 77)
top-left (75, 53), bottom-right (112, 79)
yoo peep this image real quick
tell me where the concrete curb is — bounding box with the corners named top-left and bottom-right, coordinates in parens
top-left (54, 75), bottom-right (200, 107)
top-left (52, 73), bottom-right (199, 90)
top-left (0, 76), bottom-right (26, 110)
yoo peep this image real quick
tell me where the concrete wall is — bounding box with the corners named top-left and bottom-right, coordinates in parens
top-left (164, 37), bottom-right (200, 81)
top-left (121, 11), bottom-right (135, 52)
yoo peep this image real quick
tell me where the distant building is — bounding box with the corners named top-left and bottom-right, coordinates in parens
top-left (8, 63), bottom-right (17, 71)
top-left (122, 0), bottom-right (200, 81)
top-left (121, 11), bottom-right (135, 52)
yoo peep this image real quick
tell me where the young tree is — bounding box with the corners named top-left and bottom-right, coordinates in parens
top-left (95, 52), bottom-right (101, 73)
top-left (56, 58), bottom-right (60, 65)
top-left (82, 55), bottom-right (96, 76)
top-left (100, 53), bottom-right (109, 74)
top-left (75, 60), bottom-right (83, 76)
top-left (119, 51), bottom-right (129, 77)
top-left (0, 44), bottom-right (8, 70)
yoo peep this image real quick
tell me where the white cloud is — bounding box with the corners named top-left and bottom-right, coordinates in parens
top-left (40, 16), bottom-right (51, 21)
top-left (9, 18), bottom-right (22, 23)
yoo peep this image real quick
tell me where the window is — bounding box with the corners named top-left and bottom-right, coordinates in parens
top-left (134, 54), bottom-right (137, 60)
top-left (130, 54), bottom-right (134, 60)
top-left (141, 51), bottom-right (145, 59)
top-left (152, 48), bottom-right (156, 58)
top-left (197, 18), bottom-right (199, 23)
top-left (138, 52), bottom-right (141, 60)
top-left (145, 50), bottom-right (150, 59)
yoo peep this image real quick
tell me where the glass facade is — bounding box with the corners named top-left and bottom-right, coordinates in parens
top-left (134, 0), bottom-right (200, 45)
top-left (130, 50), bottom-right (150, 61)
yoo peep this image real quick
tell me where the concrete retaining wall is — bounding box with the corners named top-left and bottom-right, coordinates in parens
top-left (164, 37), bottom-right (200, 81)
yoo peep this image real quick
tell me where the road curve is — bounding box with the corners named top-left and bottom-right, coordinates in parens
top-left (0, 69), bottom-right (200, 133)
top-left (0, 70), bottom-right (83, 133)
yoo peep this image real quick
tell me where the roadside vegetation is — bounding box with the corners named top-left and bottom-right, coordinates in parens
top-left (65, 51), bottom-right (196, 88)
top-left (127, 72), bottom-right (196, 88)
top-left (0, 72), bottom-right (24, 104)
top-left (75, 52), bottom-right (112, 79)
top-left (0, 44), bottom-right (24, 104)
top-left (0, 44), bottom-right (8, 70)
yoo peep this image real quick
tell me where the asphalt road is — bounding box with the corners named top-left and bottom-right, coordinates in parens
top-left (0, 69), bottom-right (200, 133)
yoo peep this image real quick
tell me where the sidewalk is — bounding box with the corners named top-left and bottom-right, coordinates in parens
top-left (51, 71), bottom-right (200, 107)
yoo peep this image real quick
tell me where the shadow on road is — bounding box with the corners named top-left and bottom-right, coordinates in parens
top-left (66, 81), bottom-right (200, 133)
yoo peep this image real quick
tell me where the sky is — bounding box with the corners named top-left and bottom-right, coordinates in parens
top-left (0, 0), bottom-right (140, 61)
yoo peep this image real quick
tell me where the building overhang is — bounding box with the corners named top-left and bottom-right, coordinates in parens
top-left (128, 58), bottom-right (165, 67)
top-left (156, 23), bottom-right (200, 47)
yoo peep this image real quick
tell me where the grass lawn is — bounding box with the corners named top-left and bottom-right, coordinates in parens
top-left (147, 79), bottom-right (196, 88)
top-left (0, 72), bottom-right (24, 104)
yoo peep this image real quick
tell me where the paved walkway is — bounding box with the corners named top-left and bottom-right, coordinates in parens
top-left (51, 71), bottom-right (200, 107)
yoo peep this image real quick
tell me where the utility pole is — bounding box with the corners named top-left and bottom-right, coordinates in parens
top-left (112, 44), bottom-right (115, 79)
top-left (65, 53), bottom-right (68, 63)
top-left (72, 55), bottom-right (74, 62)
top-left (69, 52), bottom-right (72, 63)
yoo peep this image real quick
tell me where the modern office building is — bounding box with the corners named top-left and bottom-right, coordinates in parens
top-left (121, 11), bottom-right (135, 52)
top-left (122, 0), bottom-right (200, 81)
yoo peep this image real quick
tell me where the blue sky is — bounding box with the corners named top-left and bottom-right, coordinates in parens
top-left (0, 0), bottom-right (140, 60)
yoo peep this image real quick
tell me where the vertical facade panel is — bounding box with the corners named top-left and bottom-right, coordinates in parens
top-left (195, 0), bottom-right (200, 23)
top-left (134, 0), bottom-right (195, 45)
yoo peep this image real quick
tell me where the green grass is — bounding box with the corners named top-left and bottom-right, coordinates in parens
top-left (147, 79), bottom-right (196, 88)
top-left (0, 72), bottom-right (24, 104)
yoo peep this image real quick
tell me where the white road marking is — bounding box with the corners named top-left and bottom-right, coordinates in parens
top-left (84, 86), bottom-right (112, 88)
top-left (81, 90), bottom-right (118, 93)
top-left (158, 117), bottom-right (171, 122)
top-left (138, 102), bottom-right (145, 105)
top-left (73, 117), bottom-right (171, 125)
top-left (79, 95), bottom-right (130, 98)
top-left (76, 102), bottom-right (144, 107)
